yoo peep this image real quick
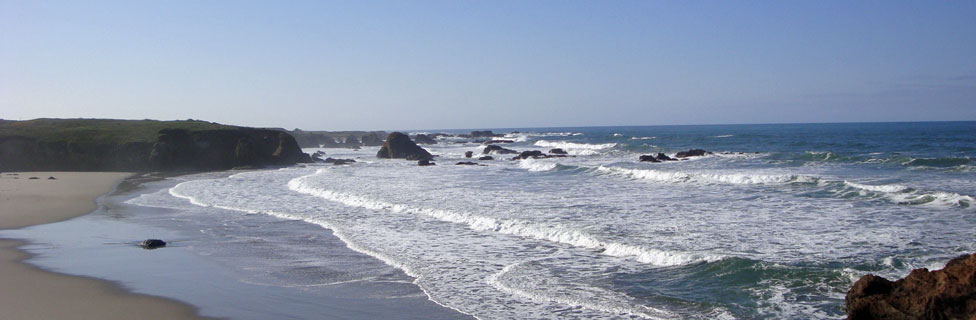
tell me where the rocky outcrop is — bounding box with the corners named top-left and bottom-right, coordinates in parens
top-left (324, 158), bottom-right (355, 165)
top-left (549, 148), bottom-right (567, 155)
top-left (469, 130), bottom-right (503, 138)
top-left (413, 134), bottom-right (437, 145)
top-left (343, 136), bottom-right (361, 149)
top-left (455, 161), bottom-right (478, 166)
top-left (656, 153), bottom-right (676, 161)
top-left (149, 129), bottom-right (311, 171)
top-left (484, 145), bottom-right (517, 155)
top-left (465, 151), bottom-right (474, 158)
top-left (360, 132), bottom-right (385, 146)
top-left (418, 159), bottom-right (435, 166)
top-left (376, 132), bottom-right (434, 161)
top-left (516, 150), bottom-right (546, 160)
top-left (639, 155), bottom-right (660, 162)
top-left (846, 253), bottom-right (976, 320)
top-left (478, 156), bottom-right (493, 160)
top-left (675, 149), bottom-right (710, 158)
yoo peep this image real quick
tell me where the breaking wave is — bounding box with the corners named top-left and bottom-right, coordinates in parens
top-left (288, 170), bottom-right (722, 267)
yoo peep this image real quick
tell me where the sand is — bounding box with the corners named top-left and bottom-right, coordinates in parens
top-left (0, 172), bottom-right (211, 320)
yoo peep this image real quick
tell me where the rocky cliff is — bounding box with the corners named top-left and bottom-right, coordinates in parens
top-left (0, 119), bottom-right (311, 171)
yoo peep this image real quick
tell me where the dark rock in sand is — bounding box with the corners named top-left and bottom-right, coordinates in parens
top-left (377, 132), bottom-right (434, 161)
top-left (845, 252), bottom-right (976, 320)
top-left (418, 159), bottom-right (435, 166)
top-left (675, 149), bottom-right (710, 158)
top-left (516, 150), bottom-right (546, 160)
top-left (549, 148), bottom-right (567, 155)
top-left (48, 176), bottom-right (56, 180)
top-left (478, 156), bottom-right (493, 161)
top-left (639, 155), bottom-right (660, 162)
top-left (141, 239), bottom-right (166, 249)
top-left (455, 161), bottom-right (478, 166)
top-left (412, 134), bottom-right (438, 145)
top-left (464, 151), bottom-right (473, 158)
top-left (482, 140), bottom-right (514, 145)
top-left (28, 176), bottom-right (39, 179)
top-left (656, 153), bottom-right (676, 161)
top-left (483, 145), bottom-right (517, 155)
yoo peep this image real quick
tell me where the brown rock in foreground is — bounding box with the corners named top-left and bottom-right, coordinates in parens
top-left (846, 253), bottom-right (976, 320)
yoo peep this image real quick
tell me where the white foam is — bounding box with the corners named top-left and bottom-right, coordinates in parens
top-left (630, 136), bottom-right (656, 140)
top-left (843, 181), bottom-right (909, 193)
top-left (595, 166), bottom-right (811, 185)
top-left (612, 133), bottom-right (623, 137)
top-left (517, 159), bottom-right (559, 172)
top-left (714, 134), bottom-right (734, 138)
top-left (288, 172), bottom-right (719, 266)
top-left (534, 140), bottom-right (617, 151)
top-left (843, 181), bottom-right (974, 208)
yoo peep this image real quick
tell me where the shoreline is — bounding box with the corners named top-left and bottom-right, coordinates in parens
top-left (0, 172), bottom-right (213, 320)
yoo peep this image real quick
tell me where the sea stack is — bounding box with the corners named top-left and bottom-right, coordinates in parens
top-left (376, 132), bottom-right (434, 160)
top-left (845, 253), bottom-right (976, 319)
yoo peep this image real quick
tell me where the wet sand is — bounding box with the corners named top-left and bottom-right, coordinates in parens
top-left (0, 172), bottom-right (212, 320)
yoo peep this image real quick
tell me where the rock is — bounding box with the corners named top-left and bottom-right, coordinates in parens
top-left (360, 132), bottom-right (385, 146)
top-left (675, 149), bottom-right (710, 158)
top-left (343, 136), bottom-right (361, 149)
top-left (455, 161), bottom-right (478, 165)
top-left (656, 153), bottom-right (676, 161)
top-left (483, 145), bottom-right (517, 155)
top-left (141, 239), bottom-right (166, 249)
top-left (549, 148), bottom-right (567, 155)
top-left (324, 157), bottom-right (355, 165)
top-left (48, 176), bottom-right (56, 180)
top-left (28, 176), bottom-right (39, 179)
top-left (482, 140), bottom-right (514, 145)
top-left (418, 160), bottom-right (435, 166)
top-left (412, 134), bottom-right (438, 145)
top-left (470, 130), bottom-right (502, 138)
top-left (639, 155), bottom-right (660, 162)
top-left (516, 150), bottom-right (546, 160)
top-left (845, 253), bottom-right (976, 320)
top-left (478, 156), bottom-right (493, 160)
top-left (464, 151), bottom-right (474, 158)
top-left (377, 132), bottom-right (434, 161)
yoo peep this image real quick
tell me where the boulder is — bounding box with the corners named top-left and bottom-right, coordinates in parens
top-left (483, 145), bottom-right (517, 155)
top-left (549, 148), bottom-right (567, 155)
top-left (656, 153), bottom-right (676, 161)
top-left (324, 158), bottom-right (355, 165)
top-left (464, 151), bottom-right (474, 158)
top-left (455, 161), bottom-right (478, 166)
top-left (377, 132), bottom-right (434, 161)
top-left (470, 130), bottom-right (502, 138)
top-left (516, 150), bottom-right (546, 160)
top-left (343, 136), bottom-right (361, 149)
top-left (48, 176), bottom-right (56, 180)
top-left (413, 134), bottom-right (438, 145)
top-left (418, 160), bottom-right (435, 166)
top-left (478, 156), bottom-right (493, 161)
top-left (639, 155), bottom-right (660, 162)
top-left (846, 253), bottom-right (976, 320)
top-left (675, 149), bottom-right (709, 158)
top-left (141, 239), bottom-right (166, 249)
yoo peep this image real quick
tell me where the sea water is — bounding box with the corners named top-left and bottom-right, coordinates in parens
top-left (20, 122), bottom-right (976, 319)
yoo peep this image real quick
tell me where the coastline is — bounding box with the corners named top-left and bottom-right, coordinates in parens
top-left (0, 172), bottom-right (212, 320)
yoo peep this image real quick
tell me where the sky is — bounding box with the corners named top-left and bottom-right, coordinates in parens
top-left (2, 1), bottom-right (974, 131)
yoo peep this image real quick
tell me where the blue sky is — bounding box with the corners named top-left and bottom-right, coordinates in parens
top-left (2, 1), bottom-right (974, 130)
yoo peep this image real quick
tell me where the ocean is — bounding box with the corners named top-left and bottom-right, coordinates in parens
top-left (8, 121), bottom-right (976, 319)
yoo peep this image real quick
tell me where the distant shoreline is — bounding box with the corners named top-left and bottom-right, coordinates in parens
top-left (0, 172), bottom-right (213, 320)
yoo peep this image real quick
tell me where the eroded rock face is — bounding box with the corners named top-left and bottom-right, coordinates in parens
top-left (846, 253), bottom-right (976, 320)
top-left (639, 155), bottom-right (660, 162)
top-left (549, 148), bottom-right (567, 155)
top-left (376, 132), bottom-right (433, 161)
top-left (151, 129), bottom-right (311, 171)
top-left (516, 150), bottom-right (546, 160)
top-left (360, 132), bottom-right (385, 147)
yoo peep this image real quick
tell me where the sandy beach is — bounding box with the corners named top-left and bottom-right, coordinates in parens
top-left (0, 172), bottom-right (210, 320)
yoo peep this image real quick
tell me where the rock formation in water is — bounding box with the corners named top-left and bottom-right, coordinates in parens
top-left (846, 253), bottom-right (976, 320)
top-left (675, 149), bottom-right (710, 158)
top-left (413, 134), bottom-right (437, 145)
top-left (483, 145), bottom-right (517, 155)
top-left (376, 132), bottom-right (434, 161)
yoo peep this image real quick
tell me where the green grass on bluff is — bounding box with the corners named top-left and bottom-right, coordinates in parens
top-left (0, 118), bottom-right (240, 143)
